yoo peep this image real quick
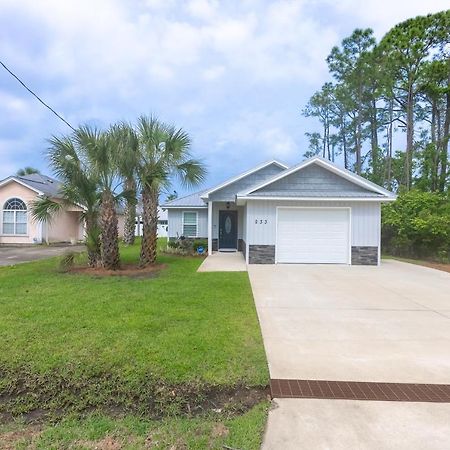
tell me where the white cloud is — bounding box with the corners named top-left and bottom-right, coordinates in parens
top-left (202, 65), bottom-right (225, 81)
top-left (216, 110), bottom-right (299, 161)
top-left (186, 0), bottom-right (218, 21)
top-left (1, 0), bottom-right (449, 181)
top-left (326, 0), bottom-right (450, 38)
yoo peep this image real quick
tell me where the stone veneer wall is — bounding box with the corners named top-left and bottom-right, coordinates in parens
top-left (351, 246), bottom-right (378, 265)
top-left (249, 245), bottom-right (275, 264)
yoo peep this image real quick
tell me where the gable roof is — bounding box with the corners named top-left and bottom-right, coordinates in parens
top-left (162, 159), bottom-right (288, 208)
top-left (200, 160), bottom-right (288, 200)
top-left (162, 190), bottom-right (207, 208)
top-left (0, 173), bottom-right (63, 198)
top-left (238, 156), bottom-right (396, 200)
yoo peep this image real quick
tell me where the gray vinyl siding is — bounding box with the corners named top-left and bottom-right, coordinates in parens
top-left (209, 164), bottom-right (285, 202)
top-left (167, 208), bottom-right (208, 238)
top-left (250, 164), bottom-right (381, 197)
top-left (246, 200), bottom-right (380, 247)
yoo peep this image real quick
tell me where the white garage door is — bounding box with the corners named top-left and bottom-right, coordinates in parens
top-left (276, 208), bottom-right (350, 264)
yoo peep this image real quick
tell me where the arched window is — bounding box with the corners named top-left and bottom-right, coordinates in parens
top-left (2, 198), bottom-right (27, 235)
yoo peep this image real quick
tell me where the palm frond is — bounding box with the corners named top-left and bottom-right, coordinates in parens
top-left (30, 197), bottom-right (63, 224)
top-left (175, 159), bottom-right (207, 188)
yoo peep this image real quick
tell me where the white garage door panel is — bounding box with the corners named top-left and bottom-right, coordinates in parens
top-left (277, 208), bottom-right (350, 264)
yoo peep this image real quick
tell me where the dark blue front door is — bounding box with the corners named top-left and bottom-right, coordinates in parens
top-left (219, 210), bottom-right (237, 249)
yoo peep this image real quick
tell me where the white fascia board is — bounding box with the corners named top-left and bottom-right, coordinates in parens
top-left (0, 177), bottom-right (45, 195)
top-left (162, 205), bottom-right (207, 209)
top-left (239, 156), bottom-right (396, 199)
top-left (237, 195), bottom-right (397, 202)
top-left (200, 160), bottom-right (288, 200)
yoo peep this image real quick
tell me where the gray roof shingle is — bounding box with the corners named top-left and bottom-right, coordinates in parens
top-left (162, 191), bottom-right (207, 208)
top-left (2, 173), bottom-right (63, 198)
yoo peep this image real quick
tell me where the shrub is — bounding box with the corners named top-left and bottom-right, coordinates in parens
top-left (167, 240), bottom-right (180, 249)
top-left (59, 251), bottom-right (76, 272)
top-left (382, 190), bottom-right (450, 261)
top-left (192, 239), bottom-right (208, 253)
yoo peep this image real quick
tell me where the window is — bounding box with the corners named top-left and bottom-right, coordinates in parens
top-left (2, 198), bottom-right (27, 235)
top-left (182, 211), bottom-right (197, 237)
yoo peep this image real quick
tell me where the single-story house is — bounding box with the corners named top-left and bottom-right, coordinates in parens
top-left (162, 156), bottom-right (396, 265)
top-left (0, 172), bottom-right (125, 245)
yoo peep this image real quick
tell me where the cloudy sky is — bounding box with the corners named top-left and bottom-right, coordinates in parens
top-left (0, 0), bottom-right (448, 194)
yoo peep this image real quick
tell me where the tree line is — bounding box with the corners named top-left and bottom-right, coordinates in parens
top-left (302, 10), bottom-right (450, 193)
top-left (31, 116), bottom-right (206, 270)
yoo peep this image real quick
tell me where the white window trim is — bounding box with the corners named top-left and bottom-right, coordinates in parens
top-left (1, 197), bottom-right (28, 236)
top-left (182, 211), bottom-right (198, 238)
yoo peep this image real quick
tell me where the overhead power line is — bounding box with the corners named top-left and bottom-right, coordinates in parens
top-left (0, 60), bottom-right (76, 131)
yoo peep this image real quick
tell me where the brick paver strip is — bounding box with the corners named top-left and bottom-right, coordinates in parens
top-left (270, 379), bottom-right (450, 403)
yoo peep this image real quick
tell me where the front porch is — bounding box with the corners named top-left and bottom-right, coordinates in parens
top-left (207, 201), bottom-right (246, 255)
top-left (197, 251), bottom-right (247, 272)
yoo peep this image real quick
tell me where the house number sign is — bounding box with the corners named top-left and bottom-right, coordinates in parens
top-left (255, 219), bottom-right (268, 224)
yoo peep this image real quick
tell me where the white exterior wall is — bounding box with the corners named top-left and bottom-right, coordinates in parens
top-left (246, 200), bottom-right (380, 247)
top-left (167, 208), bottom-right (208, 238)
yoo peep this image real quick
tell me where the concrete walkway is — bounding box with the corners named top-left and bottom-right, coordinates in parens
top-left (197, 251), bottom-right (247, 272)
top-left (248, 260), bottom-right (450, 449)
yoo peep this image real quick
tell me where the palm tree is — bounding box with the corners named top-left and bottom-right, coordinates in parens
top-left (31, 135), bottom-right (101, 267)
top-left (74, 126), bottom-right (121, 270)
top-left (16, 167), bottom-right (41, 176)
top-left (111, 123), bottom-right (139, 246)
top-left (136, 116), bottom-right (206, 266)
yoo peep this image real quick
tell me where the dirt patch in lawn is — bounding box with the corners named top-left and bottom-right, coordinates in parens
top-left (0, 385), bottom-right (268, 424)
top-left (0, 367), bottom-right (269, 424)
top-left (68, 263), bottom-right (167, 279)
top-left (0, 425), bottom-right (42, 449)
top-left (390, 257), bottom-right (450, 274)
top-left (416, 261), bottom-right (450, 273)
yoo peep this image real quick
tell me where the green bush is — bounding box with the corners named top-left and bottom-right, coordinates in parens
top-left (192, 239), bottom-right (208, 253)
top-left (167, 240), bottom-right (180, 249)
top-left (382, 190), bottom-right (450, 261)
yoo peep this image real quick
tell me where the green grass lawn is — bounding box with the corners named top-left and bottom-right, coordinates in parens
top-left (0, 240), bottom-right (269, 448)
top-left (0, 403), bottom-right (270, 449)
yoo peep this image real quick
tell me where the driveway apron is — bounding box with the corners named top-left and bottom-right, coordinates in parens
top-left (248, 260), bottom-right (450, 449)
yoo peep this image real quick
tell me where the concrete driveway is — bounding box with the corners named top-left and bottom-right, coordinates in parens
top-left (248, 260), bottom-right (450, 449)
top-left (0, 245), bottom-right (85, 266)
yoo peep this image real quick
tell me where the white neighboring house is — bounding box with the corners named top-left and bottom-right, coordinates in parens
top-left (135, 207), bottom-right (168, 238)
top-left (162, 156), bottom-right (397, 266)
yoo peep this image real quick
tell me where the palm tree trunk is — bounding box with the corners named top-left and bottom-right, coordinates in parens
top-left (123, 178), bottom-right (136, 245)
top-left (85, 216), bottom-right (101, 268)
top-left (100, 190), bottom-right (120, 269)
top-left (140, 185), bottom-right (159, 267)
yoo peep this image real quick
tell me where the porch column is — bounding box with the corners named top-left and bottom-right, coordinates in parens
top-left (208, 201), bottom-right (213, 255)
